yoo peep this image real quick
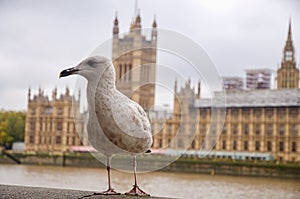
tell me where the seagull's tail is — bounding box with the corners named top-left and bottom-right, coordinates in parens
top-left (145, 149), bottom-right (151, 153)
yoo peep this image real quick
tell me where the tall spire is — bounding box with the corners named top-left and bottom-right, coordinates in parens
top-left (276, 19), bottom-right (299, 89)
top-left (287, 18), bottom-right (292, 41)
top-left (283, 18), bottom-right (294, 62)
top-left (130, 3), bottom-right (141, 32)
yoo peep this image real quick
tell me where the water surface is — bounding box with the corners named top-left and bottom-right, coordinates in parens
top-left (0, 164), bottom-right (299, 199)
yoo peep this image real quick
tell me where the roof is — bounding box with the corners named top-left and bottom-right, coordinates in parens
top-left (194, 89), bottom-right (300, 108)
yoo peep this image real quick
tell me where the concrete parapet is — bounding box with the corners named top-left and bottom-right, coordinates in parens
top-left (0, 185), bottom-right (171, 199)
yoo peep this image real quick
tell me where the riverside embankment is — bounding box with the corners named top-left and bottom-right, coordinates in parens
top-left (1, 151), bottom-right (300, 179)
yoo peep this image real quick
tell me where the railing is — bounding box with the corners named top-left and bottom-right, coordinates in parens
top-left (2, 150), bottom-right (21, 164)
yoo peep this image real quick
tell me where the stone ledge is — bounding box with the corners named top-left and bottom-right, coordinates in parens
top-left (0, 185), bottom-right (172, 199)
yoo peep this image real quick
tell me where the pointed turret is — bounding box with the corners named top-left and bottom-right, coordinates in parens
top-left (136, 11), bottom-right (141, 27)
top-left (197, 80), bottom-right (201, 99)
top-left (173, 79), bottom-right (180, 119)
top-left (186, 78), bottom-right (191, 88)
top-left (152, 16), bottom-right (157, 28)
top-left (65, 86), bottom-right (70, 97)
top-left (130, 9), bottom-right (142, 34)
top-left (28, 87), bottom-right (31, 101)
top-left (113, 12), bottom-right (119, 35)
top-left (38, 86), bottom-right (42, 96)
top-left (52, 87), bottom-right (57, 101)
top-left (151, 15), bottom-right (157, 41)
top-left (174, 79), bottom-right (178, 93)
top-left (112, 12), bottom-right (119, 60)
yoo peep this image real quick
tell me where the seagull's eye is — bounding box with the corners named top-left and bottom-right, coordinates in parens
top-left (86, 59), bottom-right (107, 68)
top-left (87, 60), bottom-right (96, 67)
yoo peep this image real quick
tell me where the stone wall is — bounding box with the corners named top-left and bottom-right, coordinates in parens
top-left (1, 153), bottom-right (300, 179)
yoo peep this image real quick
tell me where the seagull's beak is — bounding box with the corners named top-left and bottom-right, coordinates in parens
top-left (59, 67), bottom-right (79, 78)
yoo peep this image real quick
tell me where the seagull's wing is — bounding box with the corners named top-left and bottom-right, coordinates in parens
top-left (94, 90), bottom-right (152, 153)
top-left (111, 92), bottom-right (151, 139)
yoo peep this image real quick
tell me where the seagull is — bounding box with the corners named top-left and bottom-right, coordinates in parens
top-left (59, 56), bottom-right (153, 196)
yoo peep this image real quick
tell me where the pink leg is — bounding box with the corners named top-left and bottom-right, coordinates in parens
top-left (125, 156), bottom-right (150, 196)
top-left (94, 156), bottom-right (120, 195)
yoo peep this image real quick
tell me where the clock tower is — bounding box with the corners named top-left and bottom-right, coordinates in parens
top-left (277, 20), bottom-right (299, 89)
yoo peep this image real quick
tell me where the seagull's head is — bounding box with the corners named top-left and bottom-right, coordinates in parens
top-left (59, 56), bottom-right (112, 81)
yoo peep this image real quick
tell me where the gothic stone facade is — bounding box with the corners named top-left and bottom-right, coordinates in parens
top-left (112, 13), bottom-right (157, 111)
top-left (152, 21), bottom-right (300, 162)
top-left (24, 88), bottom-right (86, 153)
top-left (152, 84), bottom-right (300, 162)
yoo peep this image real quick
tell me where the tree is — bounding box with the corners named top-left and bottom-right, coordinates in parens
top-left (0, 110), bottom-right (26, 148)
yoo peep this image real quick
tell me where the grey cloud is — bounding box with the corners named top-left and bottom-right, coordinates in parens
top-left (0, 0), bottom-right (299, 110)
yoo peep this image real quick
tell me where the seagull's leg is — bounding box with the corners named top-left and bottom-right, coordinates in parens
top-left (125, 155), bottom-right (150, 196)
top-left (94, 156), bottom-right (120, 195)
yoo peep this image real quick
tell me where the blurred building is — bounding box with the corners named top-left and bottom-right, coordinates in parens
top-left (223, 77), bottom-right (244, 91)
top-left (24, 17), bottom-right (300, 162)
top-left (246, 69), bottom-right (272, 90)
top-left (151, 21), bottom-right (300, 162)
top-left (152, 82), bottom-right (300, 162)
top-left (24, 88), bottom-right (87, 154)
top-left (112, 11), bottom-right (157, 112)
top-left (151, 79), bottom-right (201, 149)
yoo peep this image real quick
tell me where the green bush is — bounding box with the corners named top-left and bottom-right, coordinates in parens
top-left (0, 110), bottom-right (26, 148)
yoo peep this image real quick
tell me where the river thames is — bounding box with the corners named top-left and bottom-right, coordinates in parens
top-left (0, 164), bottom-right (300, 199)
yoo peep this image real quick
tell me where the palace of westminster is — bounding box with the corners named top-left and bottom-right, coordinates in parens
top-left (25, 12), bottom-right (300, 163)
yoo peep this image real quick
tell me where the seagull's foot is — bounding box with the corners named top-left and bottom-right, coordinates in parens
top-left (94, 188), bottom-right (120, 195)
top-left (125, 185), bottom-right (150, 196)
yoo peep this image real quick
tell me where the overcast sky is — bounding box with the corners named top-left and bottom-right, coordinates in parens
top-left (0, 0), bottom-right (300, 110)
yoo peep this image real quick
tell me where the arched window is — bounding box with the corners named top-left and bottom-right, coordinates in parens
top-left (291, 125), bottom-right (297, 136)
top-left (124, 64), bottom-right (127, 81)
top-left (244, 141), bottom-right (248, 150)
top-left (222, 140), bottom-right (226, 150)
top-left (267, 141), bottom-right (272, 151)
top-left (129, 64), bottom-right (132, 80)
top-left (267, 125), bottom-right (273, 136)
top-left (119, 64), bottom-right (122, 80)
top-left (191, 140), bottom-right (196, 149)
top-left (233, 140), bottom-right (237, 150)
top-left (244, 124), bottom-right (249, 135)
top-left (233, 125), bottom-right (238, 135)
top-left (279, 125), bottom-right (285, 136)
top-left (292, 142), bottom-right (297, 152)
